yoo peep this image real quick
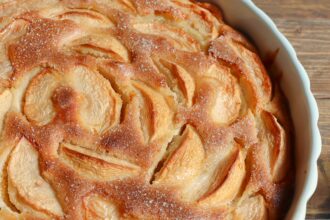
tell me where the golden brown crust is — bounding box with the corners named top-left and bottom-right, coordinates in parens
top-left (0, 0), bottom-right (293, 219)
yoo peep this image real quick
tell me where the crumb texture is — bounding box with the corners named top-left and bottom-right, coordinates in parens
top-left (0, 0), bottom-right (293, 219)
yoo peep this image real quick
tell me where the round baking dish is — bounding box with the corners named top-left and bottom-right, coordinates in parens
top-left (209, 0), bottom-right (322, 219)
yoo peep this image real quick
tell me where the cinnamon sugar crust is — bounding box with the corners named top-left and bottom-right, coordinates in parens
top-left (0, 0), bottom-right (294, 219)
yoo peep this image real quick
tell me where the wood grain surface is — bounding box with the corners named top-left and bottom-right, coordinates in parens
top-left (252, 1), bottom-right (330, 219)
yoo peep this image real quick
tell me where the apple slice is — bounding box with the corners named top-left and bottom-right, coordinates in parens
top-left (159, 59), bottom-right (195, 107)
top-left (199, 149), bottom-right (246, 207)
top-left (70, 34), bottom-right (129, 62)
top-left (209, 37), bottom-right (271, 110)
top-left (233, 195), bottom-right (267, 220)
top-left (169, 0), bottom-right (221, 46)
top-left (132, 81), bottom-right (172, 141)
top-left (68, 66), bottom-right (122, 133)
top-left (0, 89), bottom-right (12, 132)
top-left (24, 66), bottom-right (122, 133)
top-left (58, 9), bottom-right (114, 30)
top-left (154, 125), bottom-right (205, 188)
top-left (262, 111), bottom-right (289, 182)
top-left (60, 143), bottom-right (140, 181)
top-left (24, 70), bottom-right (60, 126)
top-left (7, 138), bottom-right (63, 217)
top-left (83, 195), bottom-right (119, 220)
top-left (133, 23), bottom-right (200, 51)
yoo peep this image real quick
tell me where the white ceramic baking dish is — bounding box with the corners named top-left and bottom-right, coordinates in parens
top-left (208, 0), bottom-right (322, 219)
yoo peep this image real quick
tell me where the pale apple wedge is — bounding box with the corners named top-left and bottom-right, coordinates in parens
top-left (7, 138), bottom-right (63, 217)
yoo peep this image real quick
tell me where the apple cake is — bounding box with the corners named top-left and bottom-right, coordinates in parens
top-left (0, 0), bottom-right (294, 219)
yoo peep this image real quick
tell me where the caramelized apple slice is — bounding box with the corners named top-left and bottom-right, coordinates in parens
top-left (233, 195), bottom-right (267, 220)
top-left (60, 143), bottom-right (140, 181)
top-left (83, 195), bottom-right (119, 220)
top-left (154, 125), bottom-right (205, 186)
top-left (199, 149), bottom-right (246, 206)
top-left (24, 67), bottom-right (122, 133)
top-left (210, 78), bottom-right (241, 125)
top-left (58, 9), bottom-right (115, 30)
top-left (133, 23), bottom-right (199, 51)
top-left (0, 90), bottom-right (12, 132)
top-left (159, 59), bottom-right (195, 107)
top-left (199, 76), bottom-right (241, 125)
top-left (209, 37), bottom-right (271, 109)
top-left (70, 35), bottom-right (129, 62)
top-left (68, 66), bottom-right (122, 132)
top-left (117, 0), bottom-right (136, 13)
top-left (170, 0), bottom-right (221, 46)
top-left (24, 70), bottom-right (60, 126)
top-left (37, 5), bottom-right (66, 19)
top-left (132, 81), bottom-right (172, 141)
top-left (7, 138), bottom-right (63, 217)
top-left (262, 111), bottom-right (289, 182)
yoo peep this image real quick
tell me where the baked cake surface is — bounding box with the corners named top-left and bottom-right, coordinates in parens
top-left (0, 0), bottom-right (293, 219)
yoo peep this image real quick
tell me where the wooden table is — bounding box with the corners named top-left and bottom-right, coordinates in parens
top-left (252, 1), bottom-right (330, 219)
